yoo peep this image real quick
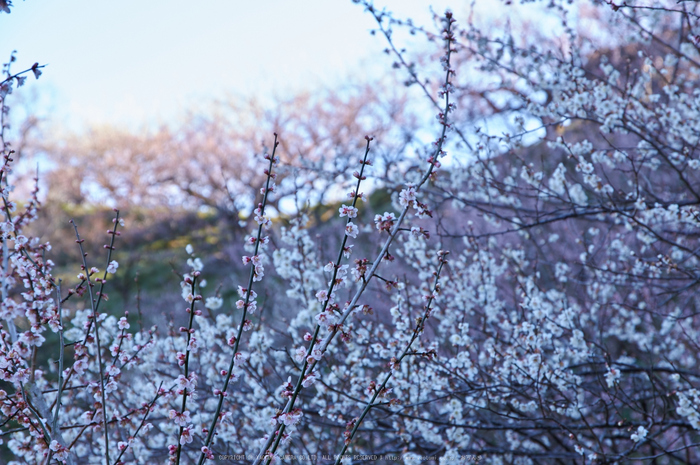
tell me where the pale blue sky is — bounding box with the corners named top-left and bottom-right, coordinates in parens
top-left (0, 0), bottom-right (458, 130)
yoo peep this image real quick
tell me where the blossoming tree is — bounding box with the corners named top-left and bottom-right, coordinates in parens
top-left (2, 0), bottom-right (700, 464)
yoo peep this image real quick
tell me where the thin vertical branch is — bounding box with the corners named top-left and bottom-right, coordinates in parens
top-left (255, 136), bottom-right (374, 463)
top-left (70, 220), bottom-right (110, 465)
top-left (175, 275), bottom-right (198, 464)
top-left (46, 280), bottom-right (66, 463)
top-left (198, 134), bottom-right (279, 464)
top-left (1, 154), bottom-right (17, 343)
top-left (334, 252), bottom-right (448, 462)
top-left (80, 211), bottom-right (121, 344)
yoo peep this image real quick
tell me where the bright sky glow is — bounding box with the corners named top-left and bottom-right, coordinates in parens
top-left (0, 0), bottom-right (460, 131)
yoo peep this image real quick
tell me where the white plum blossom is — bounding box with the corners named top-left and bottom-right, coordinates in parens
top-left (49, 440), bottom-right (68, 460)
top-left (242, 255), bottom-right (265, 282)
top-left (175, 374), bottom-right (195, 392)
top-left (605, 366), bottom-right (621, 388)
top-left (169, 409), bottom-right (192, 427)
top-left (399, 185), bottom-right (417, 207)
top-left (348, 190), bottom-right (368, 202)
top-left (631, 426), bottom-right (648, 443)
top-left (205, 296), bottom-right (223, 310)
top-left (342, 244), bottom-right (353, 258)
top-left (339, 204), bottom-right (358, 218)
top-left (278, 409), bottom-right (303, 426)
top-left (237, 286), bottom-right (257, 300)
top-left (106, 260), bottom-right (119, 274)
top-left (185, 256), bottom-right (203, 272)
top-left (345, 222), bottom-right (359, 238)
top-left (315, 290), bottom-right (328, 302)
top-left (180, 427), bottom-right (194, 444)
top-left (310, 348), bottom-right (323, 361)
top-left (118, 317), bottom-right (130, 330)
top-left (374, 212), bottom-right (397, 232)
top-left (187, 337), bottom-right (199, 353)
top-left (676, 390), bottom-right (700, 430)
top-left (294, 347), bottom-right (307, 363)
top-left (254, 206), bottom-right (271, 228)
top-left (18, 330), bottom-right (45, 347)
top-left (235, 299), bottom-right (257, 313)
top-left (73, 358), bottom-right (88, 375)
top-left (104, 379), bottom-right (118, 394)
top-left (301, 372), bottom-right (317, 387)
